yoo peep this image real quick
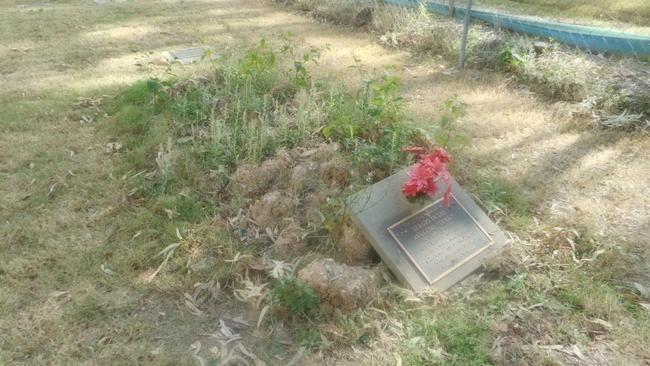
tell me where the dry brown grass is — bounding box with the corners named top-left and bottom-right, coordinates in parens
top-left (477, 0), bottom-right (650, 31)
top-left (1, 0), bottom-right (649, 365)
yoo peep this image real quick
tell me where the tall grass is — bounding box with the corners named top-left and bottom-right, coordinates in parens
top-left (107, 38), bottom-right (429, 192)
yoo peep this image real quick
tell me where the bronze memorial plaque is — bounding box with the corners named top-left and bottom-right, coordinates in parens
top-left (387, 194), bottom-right (493, 286)
top-left (349, 169), bottom-right (507, 291)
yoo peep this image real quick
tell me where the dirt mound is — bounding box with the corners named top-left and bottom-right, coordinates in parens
top-left (289, 161), bottom-right (319, 193)
top-left (290, 142), bottom-right (339, 163)
top-left (319, 156), bottom-right (349, 187)
top-left (339, 222), bottom-right (374, 263)
top-left (310, 142), bottom-right (340, 163)
top-left (249, 191), bottom-right (295, 229)
top-left (229, 143), bottom-right (357, 257)
top-left (230, 163), bottom-right (267, 197)
top-left (298, 258), bottom-right (381, 310)
top-left (230, 150), bottom-right (291, 197)
top-left (231, 144), bottom-right (341, 198)
top-left (272, 221), bottom-right (305, 256)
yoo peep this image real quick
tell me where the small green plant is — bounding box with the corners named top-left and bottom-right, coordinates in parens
top-left (323, 74), bottom-right (405, 142)
top-left (280, 34), bottom-right (323, 87)
top-left (352, 123), bottom-right (414, 177)
top-left (323, 74), bottom-right (422, 178)
top-left (435, 94), bottom-right (467, 149)
top-left (296, 328), bottom-right (322, 350)
top-left (238, 39), bottom-right (277, 78)
top-left (272, 276), bottom-right (318, 315)
top-left (496, 46), bottom-right (524, 71)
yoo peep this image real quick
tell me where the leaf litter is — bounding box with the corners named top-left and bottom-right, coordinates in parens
top-left (190, 317), bottom-right (267, 366)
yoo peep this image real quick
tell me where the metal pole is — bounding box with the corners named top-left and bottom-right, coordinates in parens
top-left (448, 0), bottom-right (455, 17)
top-left (458, 0), bottom-right (473, 69)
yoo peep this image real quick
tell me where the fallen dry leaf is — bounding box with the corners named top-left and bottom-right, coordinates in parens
top-left (50, 290), bottom-right (69, 300)
top-left (257, 305), bottom-right (270, 329)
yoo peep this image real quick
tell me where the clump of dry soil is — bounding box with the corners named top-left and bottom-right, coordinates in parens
top-left (230, 150), bottom-right (292, 197)
top-left (298, 258), bottom-right (381, 310)
top-left (249, 190), bottom-right (295, 229)
top-left (338, 221), bottom-right (375, 264)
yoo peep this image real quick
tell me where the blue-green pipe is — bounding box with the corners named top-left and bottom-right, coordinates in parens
top-left (384, 0), bottom-right (650, 56)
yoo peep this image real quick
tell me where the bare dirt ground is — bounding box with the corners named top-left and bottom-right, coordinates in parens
top-left (1, 0), bottom-right (649, 365)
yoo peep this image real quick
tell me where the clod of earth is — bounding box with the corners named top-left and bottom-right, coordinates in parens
top-left (272, 221), bottom-right (305, 256)
top-left (339, 222), bottom-right (374, 263)
top-left (318, 157), bottom-right (349, 187)
top-left (301, 186), bottom-right (341, 226)
top-left (249, 191), bottom-right (295, 229)
top-left (298, 258), bottom-right (381, 310)
top-left (289, 161), bottom-right (319, 193)
top-left (307, 142), bottom-right (339, 163)
top-left (230, 150), bottom-right (291, 197)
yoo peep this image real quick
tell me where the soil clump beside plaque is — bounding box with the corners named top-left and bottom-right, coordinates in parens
top-left (339, 222), bottom-right (375, 264)
top-left (298, 258), bottom-right (381, 310)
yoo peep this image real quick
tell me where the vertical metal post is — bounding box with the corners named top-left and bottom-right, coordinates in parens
top-left (458, 0), bottom-right (473, 69)
top-left (448, 0), bottom-right (455, 17)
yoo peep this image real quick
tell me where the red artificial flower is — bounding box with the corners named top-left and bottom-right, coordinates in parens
top-left (402, 146), bottom-right (453, 207)
top-left (402, 162), bottom-right (430, 197)
top-left (433, 147), bottom-right (451, 163)
top-left (402, 179), bottom-right (420, 197)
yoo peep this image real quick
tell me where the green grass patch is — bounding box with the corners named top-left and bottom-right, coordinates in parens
top-left (400, 306), bottom-right (492, 365)
top-left (272, 276), bottom-right (319, 316)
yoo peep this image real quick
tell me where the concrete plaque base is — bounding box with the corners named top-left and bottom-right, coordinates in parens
top-left (349, 168), bottom-right (507, 291)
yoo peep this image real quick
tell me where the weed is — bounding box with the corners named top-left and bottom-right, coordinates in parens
top-left (435, 94), bottom-right (468, 150)
top-left (434, 312), bottom-right (492, 365)
top-left (323, 74), bottom-right (421, 178)
top-left (295, 328), bottom-right (322, 350)
top-left (324, 75), bottom-right (405, 141)
top-left (272, 276), bottom-right (318, 315)
top-left (352, 123), bottom-right (415, 177)
top-left (156, 194), bottom-right (211, 223)
top-left (239, 39), bottom-right (278, 79)
top-left (377, 5), bottom-right (460, 58)
top-left (494, 43), bottom-right (525, 72)
top-left (553, 271), bottom-right (628, 320)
